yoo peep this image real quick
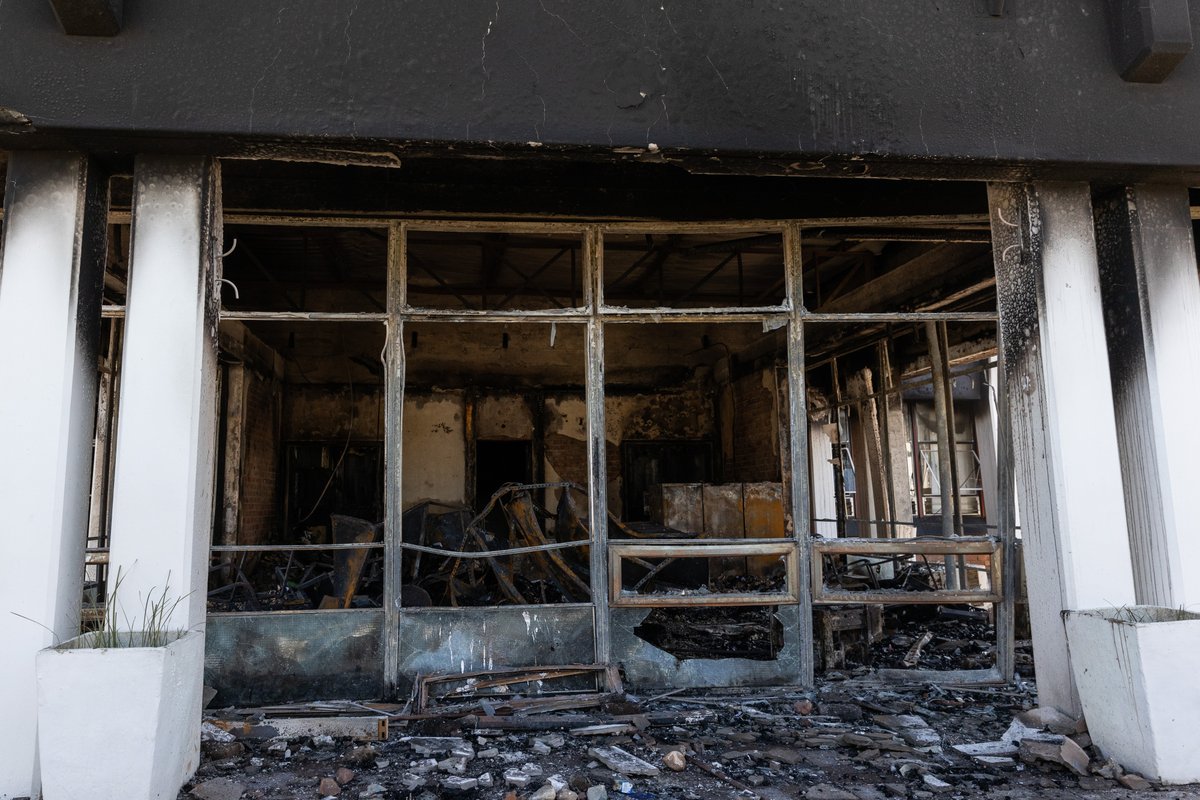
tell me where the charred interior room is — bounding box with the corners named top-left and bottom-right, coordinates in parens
top-left (78, 161), bottom-right (1015, 703)
top-left (12, 5), bottom-right (1200, 796)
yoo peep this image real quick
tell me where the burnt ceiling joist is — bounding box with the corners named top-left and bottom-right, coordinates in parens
top-left (212, 159), bottom-right (991, 223)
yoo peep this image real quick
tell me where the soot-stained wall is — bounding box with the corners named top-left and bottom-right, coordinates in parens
top-left (5, 2), bottom-right (1200, 175)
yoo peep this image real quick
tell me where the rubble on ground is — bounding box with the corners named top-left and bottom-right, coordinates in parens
top-left (183, 678), bottom-right (1195, 800)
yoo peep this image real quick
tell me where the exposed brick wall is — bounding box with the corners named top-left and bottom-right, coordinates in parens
top-left (724, 368), bottom-right (781, 483)
top-left (239, 370), bottom-right (280, 545)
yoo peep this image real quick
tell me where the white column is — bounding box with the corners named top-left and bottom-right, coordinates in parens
top-left (0, 152), bottom-right (107, 800)
top-left (1096, 185), bottom-right (1200, 610)
top-left (988, 182), bottom-right (1137, 716)
top-left (107, 156), bottom-right (220, 632)
top-left (809, 420), bottom-right (839, 537)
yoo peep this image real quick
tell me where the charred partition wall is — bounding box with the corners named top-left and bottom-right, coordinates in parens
top-left (194, 166), bottom-right (1016, 703)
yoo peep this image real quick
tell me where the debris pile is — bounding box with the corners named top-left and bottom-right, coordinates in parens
top-left (187, 671), bottom-right (1187, 799)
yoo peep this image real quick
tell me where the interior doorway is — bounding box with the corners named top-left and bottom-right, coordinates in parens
top-left (475, 439), bottom-right (533, 536)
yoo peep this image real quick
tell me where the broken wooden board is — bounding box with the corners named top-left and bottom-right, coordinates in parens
top-left (210, 715), bottom-right (388, 741)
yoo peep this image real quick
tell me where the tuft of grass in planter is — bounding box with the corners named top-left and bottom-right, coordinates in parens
top-left (75, 568), bottom-right (189, 649)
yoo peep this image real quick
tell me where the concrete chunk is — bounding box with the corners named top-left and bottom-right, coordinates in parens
top-left (1017, 706), bottom-right (1083, 736)
top-left (586, 746), bottom-right (661, 777)
top-left (404, 736), bottom-right (468, 756)
top-left (1018, 737), bottom-right (1090, 777)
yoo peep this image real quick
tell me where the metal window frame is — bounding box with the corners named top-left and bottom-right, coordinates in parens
top-left (609, 539), bottom-right (801, 608)
top-left (156, 209), bottom-right (1015, 695)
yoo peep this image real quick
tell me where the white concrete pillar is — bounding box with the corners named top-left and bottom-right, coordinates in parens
top-left (0, 152), bottom-right (108, 800)
top-left (1096, 185), bottom-right (1200, 610)
top-left (809, 420), bottom-right (839, 536)
top-left (988, 182), bottom-right (1137, 716)
top-left (107, 156), bottom-right (220, 632)
top-left (975, 368), bottom-right (1000, 529)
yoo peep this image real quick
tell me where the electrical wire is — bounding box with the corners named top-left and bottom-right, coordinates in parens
top-left (297, 332), bottom-right (356, 524)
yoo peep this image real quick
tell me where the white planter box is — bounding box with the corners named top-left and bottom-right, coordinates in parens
top-left (1065, 606), bottom-right (1200, 784)
top-left (36, 629), bottom-right (205, 800)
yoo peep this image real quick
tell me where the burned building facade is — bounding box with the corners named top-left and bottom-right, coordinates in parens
top-left (3, 1), bottom-right (1200, 796)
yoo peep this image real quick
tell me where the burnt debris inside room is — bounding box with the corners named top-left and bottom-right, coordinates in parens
top-left (79, 166), bottom-right (1018, 696)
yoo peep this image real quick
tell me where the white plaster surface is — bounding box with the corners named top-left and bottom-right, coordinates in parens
top-left (0, 153), bottom-right (99, 800)
top-left (107, 157), bottom-right (219, 632)
top-left (36, 630), bottom-right (205, 799)
top-left (402, 392), bottom-right (466, 505)
top-left (808, 421), bottom-right (839, 537)
top-left (475, 393), bottom-right (534, 439)
top-left (1065, 607), bottom-right (1200, 783)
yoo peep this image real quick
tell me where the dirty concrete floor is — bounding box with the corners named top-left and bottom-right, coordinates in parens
top-left (184, 680), bottom-right (1200, 800)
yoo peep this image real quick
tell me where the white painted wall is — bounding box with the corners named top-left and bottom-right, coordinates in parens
top-left (475, 393), bottom-right (534, 439)
top-left (809, 421), bottom-right (839, 537)
top-left (107, 156), bottom-right (220, 633)
top-left (402, 392), bottom-right (467, 506)
top-left (0, 153), bottom-right (104, 800)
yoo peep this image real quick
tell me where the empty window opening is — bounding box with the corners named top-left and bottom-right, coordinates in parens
top-left (401, 321), bottom-right (589, 606)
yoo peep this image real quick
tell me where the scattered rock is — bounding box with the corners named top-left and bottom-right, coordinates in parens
top-left (504, 768), bottom-right (532, 788)
top-left (317, 777), bottom-right (341, 797)
top-left (840, 732), bottom-right (876, 749)
top-left (952, 740), bottom-right (1018, 758)
top-left (900, 727), bottom-right (942, 750)
top-left (794, 698), bottom-right (815, 715)
top-left (405, 736), bottom-right (468, 756)
top-left (363, 783), bottom-right (386, 797)
top-left (345, 745), bottom-right (377, 766)
top-left (441, 776), bottom-right (479, 792)
top-left (398, 773), bottom-right (426, 791)
top-left (764, 746), bottom-right (804, 764)
top-left (190, 777), bottom-right (246, 800)
top-left (663, 750), bottom-right (686, 772)
top-left (586, 787), bottom-right (608, 800)
top-left (201, 741), bottom-right (246, 760)
top-left (533, 740), bottom-right (553, 755)
top-left (201, 722), bottom-right (237, 743)
top-left (1017, 706), bottom-right (1083, 736)
top-left (531, 784), bottom-right (557, 800)
top-left (873, 714), bottom-right (926, 732)
top-left (1118, 773), bottom-right (1152, 790)
top-left (1002, 717), bottom-right (1062, 746)
top-left (586, 746), bottom-right (660, 777)
top-left (558, 791), bottom-right (580, 800)
top-left (1018, 737), bottom-right (1090, 777)
top-left (823, 702), bottom-right (864, 722)
top-left (921, 774), bottom-right (952, 792)
top-left (311, 735), bottom-right (335, 748)
top-left (478, 772), bottom-right (494, 787)
top-left (438, 756), bottom-right (468, 775)
top-left (805, 783), bottom-right (858, 800)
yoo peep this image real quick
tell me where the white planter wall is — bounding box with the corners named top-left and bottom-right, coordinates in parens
top-left (35, 630), bottom-right (204, 800)
top-left (1065, 606), bottom-right (1200, 783)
